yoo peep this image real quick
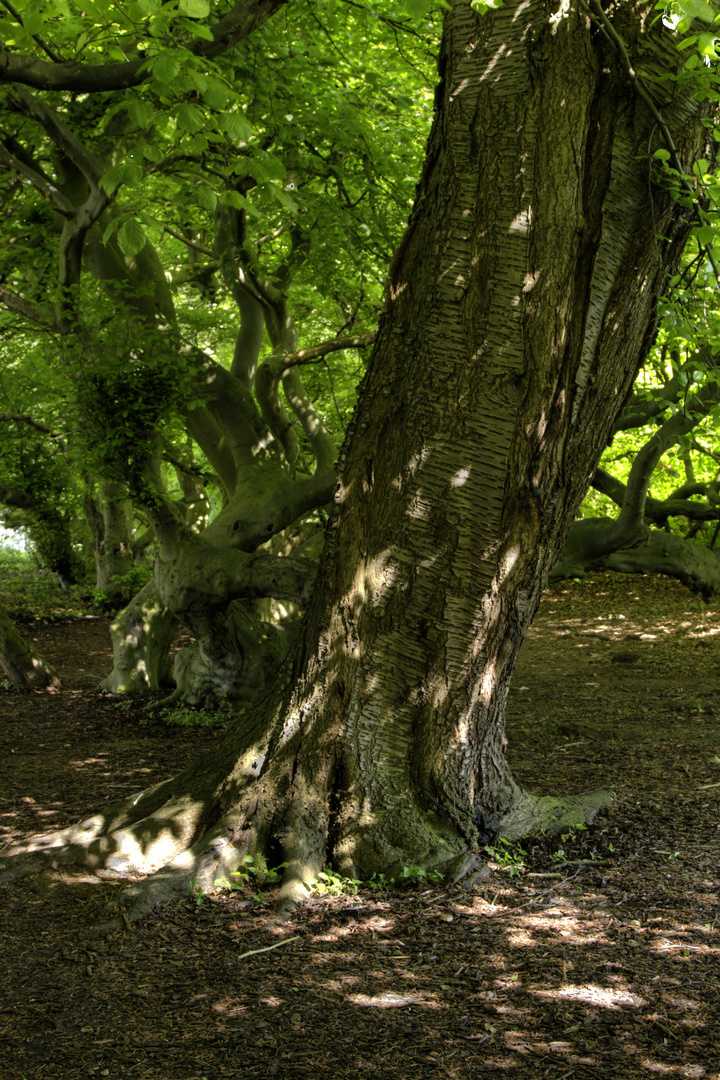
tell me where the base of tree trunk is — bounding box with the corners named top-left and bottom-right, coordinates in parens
top-left (0, 718), bottom-right (614, 933)
top-left (0, 606), bottom-right (61, 690)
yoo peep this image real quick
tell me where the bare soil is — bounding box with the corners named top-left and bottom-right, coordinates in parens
top-left (1, 572), bottom-right (718, 1080)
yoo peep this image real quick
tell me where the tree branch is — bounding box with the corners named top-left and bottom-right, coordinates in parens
top-left (0, 0), bottom-right (63, 63)
top-left (0, 136), bottom-right (73, 214)
top-left (0, 481), bottom-right (35, 510)
top-left (592, 466), bottom-right (720, 524)
top-left (0, 285), bottom-right (57, 330)
top-left (0, 412), bottom-right (57, 436)
top-left (8, 87), bottom-right (105, 186)
top-left (614, 381), bottom-right (720, 539)
top-left (163, 225), bottom-right (215, 258)
top-left (0, 0), bottom-right (286, 91)
top-left (282, 330), bottom-right (377, 369)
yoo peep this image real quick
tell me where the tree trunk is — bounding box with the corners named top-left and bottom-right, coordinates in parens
top-left (86, 481), bottom-right (136, 602)
top-left (1, 0), bottom-right (710, 922)
top-left (100, 581), bottom-right (176, 694)
top-left (0, 606), bottom-right (60, 689)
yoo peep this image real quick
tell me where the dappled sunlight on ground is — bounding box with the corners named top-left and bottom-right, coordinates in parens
top-left (1, 572), bottom-right (719, 1078)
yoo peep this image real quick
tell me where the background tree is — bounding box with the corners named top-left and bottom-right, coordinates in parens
top-left (0, 0), bottom-right (437, 702)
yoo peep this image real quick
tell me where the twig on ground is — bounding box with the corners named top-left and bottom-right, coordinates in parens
top-left (236, 935), bottom-right (300, 960)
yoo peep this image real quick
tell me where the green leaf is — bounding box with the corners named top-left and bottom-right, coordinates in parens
top-left (404, 0), bottom-right (434, 17)
top-left (127, 99), bottom-right (156, 129)
top-left (698, 31), bottom-right (720, 56)
top-left (222, 112), bottom-right (252, 142)
top-left (653, 148), bottom-right (672, 160)
top-left (196, 185), bottom-right (217, 212)
top-left (101, 216), bottom-right (124, 246)
top-left (219, 190), bottom-right (247, 210)
top-left (694, 224), bottom-right (715, 244)
top-left (179, 0), bottom-right (210, 16)
top-left (202, 77), bottom-right (231, 110)
top-left (22, 11), bottom-right (46, 35)
top-left (268, 184), bottom-right (298, 212)
top-left (117, 219), bottom-right (147, 257)
top-left (152, 53), bottom-right (181, 83)
top-left (189, 21), bottom-right (214, 39)
top-left (681, 0), bottom-right (716, 21)
top-left (176, 103), bottom-right (205, 133)
top-left (100, 162), bottom-right (142, 195)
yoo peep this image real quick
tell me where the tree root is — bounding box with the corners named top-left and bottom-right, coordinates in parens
top-left (497, 787), bottom-right (614, 840)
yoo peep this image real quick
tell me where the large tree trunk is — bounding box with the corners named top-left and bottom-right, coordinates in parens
top-left (0, 0), bottom-right (710, 922)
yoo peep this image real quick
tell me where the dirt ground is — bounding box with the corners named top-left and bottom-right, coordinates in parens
top-left (0, 572), bottom-right (718, 1080)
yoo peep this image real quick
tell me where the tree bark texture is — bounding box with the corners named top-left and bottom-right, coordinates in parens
top-left (101, 581), bottom-right (176, 694)
top-left (276, 0), bottom-right (708, 867)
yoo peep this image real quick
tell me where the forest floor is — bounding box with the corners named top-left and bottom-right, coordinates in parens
top-left (0, 571), bottom-right (718, 1080)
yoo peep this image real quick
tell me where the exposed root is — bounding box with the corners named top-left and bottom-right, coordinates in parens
top-left (497, 787), bottom-right (614, 840)
top-left (92, 867), bottom-right (195, 934)
top-left (0, 852), bottom-right (57, 885)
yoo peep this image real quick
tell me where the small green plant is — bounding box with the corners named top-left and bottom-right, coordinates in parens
top-left (550, 823), bottom-right (587, 863)
top-left (91, 566), bottom-right (153, 613)
top-left (396, 865), bottom-right (444, 887)
top-left (112, 697), bottom-right (133, 714)
top-left (80, 884), bottom-right (124, 910)
top-left (484, 837), bottom-right (527, 876)
top-left (189, 877), bottom-right (204, 906)
top-left (215, 854), bottom-right (288, 894)
top-left (312, 869), bottom-right (362, 896)
top-left (159, 704), bottom-right (227, 727)
top-left (367, 872), bottom-right (394, 892)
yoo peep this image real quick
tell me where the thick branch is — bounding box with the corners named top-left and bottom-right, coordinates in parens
top-left (8, 87), bottom-right (105, 185)
top-left (0, 0), bottom-right (286, 91)
top-left (0, 481), bottom-right (35, 510)
top-left (592, 466), bottom-right (720, 523)
top-left (614, 381), bottom-right (720, 539)
top-left (0, 284), bottom-right (57, 329)
top-left (0, 412), bottom-right (57, 436)
top-left (0, 137), bottom-right (73, 214)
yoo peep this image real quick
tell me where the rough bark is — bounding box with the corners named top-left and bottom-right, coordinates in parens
top-left (0, 0), bottom-right (710, 924)
top-left (0, 605), bottom-right (60, 689)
